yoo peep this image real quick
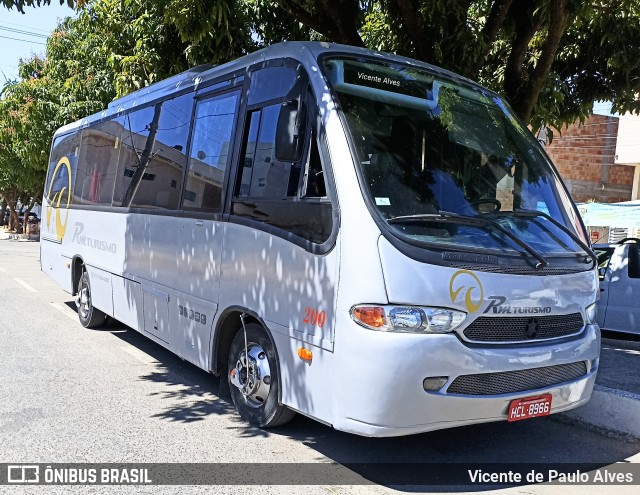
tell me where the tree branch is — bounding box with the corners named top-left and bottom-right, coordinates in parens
top-left (482, 0), bottom-right (514, 45)
top-left (515, 0), bottom-right (572, 122)
top-left (277, 0), bottom-right (364, 46)
top-left (503, 0), bottom-right (542, 109)
top-left (389, 0), bottom-right (432, 61)
top-left (320, 0), bottom-right (364, 46)
top-left (475, 0), bottom-right (514, 71)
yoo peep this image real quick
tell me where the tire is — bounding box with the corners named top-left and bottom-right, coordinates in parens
top-left (76, 270), bottom-right (107, 329)
top-left (228, 322), bottom-right (296, 428)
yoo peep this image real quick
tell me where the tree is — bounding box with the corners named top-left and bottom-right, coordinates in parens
top-left (45, 0), bottom-right (253, 101)
top-left (0, 59), bottom-right (57, 232)
top-left (259, 1), bottom-right (640, 132)
top-left (1, 0), bottom-right (76, 14)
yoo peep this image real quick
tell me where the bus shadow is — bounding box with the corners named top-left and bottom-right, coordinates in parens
top-left (68, 305), bottom-right (640, 491)
top-left (74, 313), bottom-right (274, 435)
top-left (273, 416), bottom-right (640, 491)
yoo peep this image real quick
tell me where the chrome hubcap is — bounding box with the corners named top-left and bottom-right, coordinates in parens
top-left (75, 281), bottom-right (90, 319)
top-left (229, 344), bottom-right (271, 408)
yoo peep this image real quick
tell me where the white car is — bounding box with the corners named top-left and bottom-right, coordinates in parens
top-left (595, 238), bottom-right (640, 335)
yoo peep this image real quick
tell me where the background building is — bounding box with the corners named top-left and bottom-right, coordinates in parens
top-left (545, 114), bottom-right (639, 203)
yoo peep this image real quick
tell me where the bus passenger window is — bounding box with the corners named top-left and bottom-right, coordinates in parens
top-left (46, 133), bottom-right (80, 204)
top-left (183, 90), bottom-right (240, 213)
top-left (74, 119), bottom-right (123, 206)
top-left (113, 92), bottom-right (193, 209)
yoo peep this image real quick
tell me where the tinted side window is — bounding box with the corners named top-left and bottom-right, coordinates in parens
top-left (113, 92), bottom-right (194, 208)
top-left (183, 90), bottom-right (240, 213)
top-left (247, 65), bottom-right (297, 106)
top-left (302, 137), bottom-right (327, 198)
top-left (628, 245), bottom-right (640, 279)
top-left (596, 247), bottom-right (615, 281)
top-left (46, 133), bottom-right (80, 206)
top-left (236, 104), bottom-right (301, 198)
top-left (232, 65), bottom-right (333, 245)
top-left (74, 118), bottom-right (123, 205)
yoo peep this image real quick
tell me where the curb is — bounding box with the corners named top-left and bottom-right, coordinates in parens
top-left (0, 232), bottom-right (39, 241)
top-left (561, 385), bottom-right (640, 439)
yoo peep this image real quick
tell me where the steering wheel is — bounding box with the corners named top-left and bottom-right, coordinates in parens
top-left (469, 198), bottom-right (502, 213)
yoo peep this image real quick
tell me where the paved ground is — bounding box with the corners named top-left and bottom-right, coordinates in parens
top-left (0, 233), bottom-right (639, 494)
top-left (599, 335), bottom-right (640, 394)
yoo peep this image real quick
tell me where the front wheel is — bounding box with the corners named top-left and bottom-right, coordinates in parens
top-left (228, 322), bottom-right (295, 428)
top-left (76, 270), bottom-right (106, 329)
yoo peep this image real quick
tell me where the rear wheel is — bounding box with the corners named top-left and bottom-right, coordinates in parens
top-left (228, 322), bottom-right (295, 428)
top-left (76, 270), bottom-right (106, 328)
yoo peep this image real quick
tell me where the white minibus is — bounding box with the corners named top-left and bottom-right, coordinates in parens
top-left (41, 42), bottom-right (599, 436)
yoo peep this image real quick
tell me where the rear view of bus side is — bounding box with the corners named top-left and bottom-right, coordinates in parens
top-left (41, 42), bottom-right (600, 437)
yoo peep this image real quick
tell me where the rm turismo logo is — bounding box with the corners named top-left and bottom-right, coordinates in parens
top-left (45, 156), bottom-right (73, 241)
top-left (7, 465), bottom-right (39, 483)
top-left (449, 269), bottom-right (484, 313)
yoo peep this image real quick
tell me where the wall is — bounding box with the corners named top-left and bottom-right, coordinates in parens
top-left (545, 114), bottom-right (636, 203)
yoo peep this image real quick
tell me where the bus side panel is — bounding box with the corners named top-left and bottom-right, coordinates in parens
top-left (219, 223), bottom-right (339, 424)
top-left (85, 265), bottom-right (114, 316)
top-left (220, 223), bottom-right (338, 349)
top-left (111, 275), bottom-right (143, 332)
top-left (40, 240), bottom-right (73, 294)
top-left (172, 292), bottom-right (217, 370)
top-left (270, 324), bottom-right (333, 425)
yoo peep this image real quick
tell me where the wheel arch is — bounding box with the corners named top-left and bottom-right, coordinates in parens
top-left (71, 255), bottom-right (85, 295)
top-left (211, 306), bottom-right (284, 403)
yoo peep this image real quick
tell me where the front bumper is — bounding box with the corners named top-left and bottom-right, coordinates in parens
top-left (331, 317), bottom-right (600, 437)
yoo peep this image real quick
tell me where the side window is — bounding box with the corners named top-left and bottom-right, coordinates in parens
top-left (596, 248), bottom-right (614, 281)
top-left (74, 118), bottom-right (123, 205)
top-left (628, 245), bottom-right (640, 279)
top-left (232, 62), bottom-right (333, 245)
top-left (247, 65), bottom-right (297, 106)
top-left (236, 104), bottom-right (301, 198)
top-left (113, 92), bottom-right (194, 208)
top-left (302, 136), bottom-right (327, 198)
top-left (183, 90), bottom-right (240, 213)
top-left (46, 133), bottom-right (80, 206)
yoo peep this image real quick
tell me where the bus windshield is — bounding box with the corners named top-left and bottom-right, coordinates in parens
top-left (323, 57), bottom-right (586, 259)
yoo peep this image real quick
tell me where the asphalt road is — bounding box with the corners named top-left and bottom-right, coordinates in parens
top-left (0, 238), bottom-right (639, 494)
top-left (599, 334), bottom-right (640, 394)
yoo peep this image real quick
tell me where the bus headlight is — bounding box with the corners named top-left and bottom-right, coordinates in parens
top-left (585, 303), bottom-right (597, 324)
top-left (351, 305), bottom-right (466, 333)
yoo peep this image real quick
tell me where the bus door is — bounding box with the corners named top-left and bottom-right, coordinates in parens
top-left (174, 85), bottom-right (243, 367)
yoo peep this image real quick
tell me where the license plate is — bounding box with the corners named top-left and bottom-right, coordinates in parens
top-left (507, 394), bottom-right (552, 422)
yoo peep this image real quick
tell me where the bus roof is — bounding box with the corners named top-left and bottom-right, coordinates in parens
top-left (53, 41), bottom-right (481, 138)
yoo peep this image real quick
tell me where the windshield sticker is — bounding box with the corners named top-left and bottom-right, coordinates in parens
top-left (375, 197), bottom-right (391, 206)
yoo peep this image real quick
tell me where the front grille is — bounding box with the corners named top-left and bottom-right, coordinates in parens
top-left (463, 313), bottom-right (584, 342)
top-left (447, 361), bottom-right (588, 396)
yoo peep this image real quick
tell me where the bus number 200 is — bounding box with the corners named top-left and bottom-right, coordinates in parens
top-left (303, 307), bottom-right (327, 327)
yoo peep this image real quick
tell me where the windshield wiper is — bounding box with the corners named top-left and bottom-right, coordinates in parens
top-left (388, 211), bottom-right (549, 269)
top-left (490, 208), bottom-right (596, 269)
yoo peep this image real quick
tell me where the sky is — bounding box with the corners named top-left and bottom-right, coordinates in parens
top-left (0, 2), bottom-right (74, 82)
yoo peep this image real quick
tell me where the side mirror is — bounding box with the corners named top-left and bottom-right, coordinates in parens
top-left (275, 100), bottom-right (306, 162)
top-left (598, 267), bottom-right (607, 278)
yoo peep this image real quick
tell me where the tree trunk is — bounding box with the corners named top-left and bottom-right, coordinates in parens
top-left (0, 198), bottom-right (6, 227)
